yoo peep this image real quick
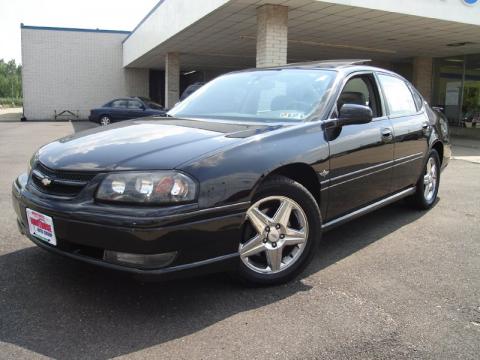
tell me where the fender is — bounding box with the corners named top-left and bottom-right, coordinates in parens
top-left (180, 121), bottom-right (330, 209)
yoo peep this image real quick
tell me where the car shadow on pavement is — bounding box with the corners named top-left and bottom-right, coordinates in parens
top-left (0, 200), bottom-right (431, 359)
top-left (305, 199), bottom-right (434, 278)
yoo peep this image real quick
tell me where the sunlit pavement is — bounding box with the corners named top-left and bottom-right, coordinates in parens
top-left (0, 121), bottom-right (479, 360)
top-left (451, 137), bottom-right (480, 164)
top-left (0, 107), bottom-right (22, 122)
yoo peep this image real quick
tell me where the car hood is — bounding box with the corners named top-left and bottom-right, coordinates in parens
top-left (37, 118), bottom-right (287, 171)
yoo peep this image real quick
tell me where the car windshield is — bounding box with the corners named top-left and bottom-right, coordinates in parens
top-left (169, 69), bottom-right (336, 122)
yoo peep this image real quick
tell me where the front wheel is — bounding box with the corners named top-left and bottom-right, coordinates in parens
top-left (100, 115), bottom-right (111, 126)
top-left (236, 176), bottom-right (321, 285)
top-left (408, 149), bottom-right (440, 210)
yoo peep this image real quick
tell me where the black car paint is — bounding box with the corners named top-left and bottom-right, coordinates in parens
top-left (12, 65), bottom-right (451, 277)
top-left (88, 97), bottom-right (166, 124)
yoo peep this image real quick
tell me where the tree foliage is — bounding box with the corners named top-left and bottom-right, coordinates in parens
top-left (0, 59), bottom-right (22, 99)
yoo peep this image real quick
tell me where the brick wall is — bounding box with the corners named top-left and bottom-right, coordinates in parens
top-left (413, 57), bottom-right (433, 103)
top-left (165, 52), bottom-right (180, 109)
top-left (22, 28), bottom-right (149, 120)
top-left (256, 5), bottom-right (288, 68)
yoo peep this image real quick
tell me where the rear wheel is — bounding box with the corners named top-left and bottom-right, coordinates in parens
top-left (236, 176), bottom-right (321, 285)
top-left (408, 149), bottom-right (440, 210)
top-left (100, 115), bottom-right (111, 126)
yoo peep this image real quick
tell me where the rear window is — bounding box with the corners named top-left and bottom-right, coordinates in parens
top-left (128, 100), bottom-right (143, 109)
top-left (409, 85), bottom-right (424, 111)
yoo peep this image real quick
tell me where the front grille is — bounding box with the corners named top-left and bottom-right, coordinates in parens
top-left (30, 162), bottom-right (97, 197)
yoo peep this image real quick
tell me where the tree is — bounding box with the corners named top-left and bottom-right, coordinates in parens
top-left (0, 59), bottom-right (22, 99)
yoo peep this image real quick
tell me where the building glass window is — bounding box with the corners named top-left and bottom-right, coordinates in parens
top-left (463, 54), bottom-right (480, 127)
top-left (433, 54), bottom-right (480, 128)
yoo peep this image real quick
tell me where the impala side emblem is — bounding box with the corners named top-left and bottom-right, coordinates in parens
top-left (319, 169), bottom-right (329, 178)
top-left (41, 177), bottom-right (52, 186)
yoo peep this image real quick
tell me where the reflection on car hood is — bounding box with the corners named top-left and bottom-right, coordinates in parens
top-left (37, 118), bottom-right (288, 171)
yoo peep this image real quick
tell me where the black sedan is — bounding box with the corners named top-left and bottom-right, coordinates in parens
top-left (12, 60), bottom-right (450, 285)
top-left (89, 97), bottom-right (166, 125)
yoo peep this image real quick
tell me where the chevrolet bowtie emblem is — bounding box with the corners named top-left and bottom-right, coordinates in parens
top-left (41, 177), bottom-right (52, 186)
top-left (319, 169), bottom-right (329, 178)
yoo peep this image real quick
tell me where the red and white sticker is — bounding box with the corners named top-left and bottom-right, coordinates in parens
top-left (26, 208), bottom-right (57, 246)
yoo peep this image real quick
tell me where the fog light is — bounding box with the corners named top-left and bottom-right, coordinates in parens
top-left (104, 250), bottom-right (177, 269)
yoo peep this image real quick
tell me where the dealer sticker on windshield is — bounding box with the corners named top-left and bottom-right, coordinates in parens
top-left (26, 208), bottom-right (57, 246)
top-left (280, 112), bottom-right (305, 119)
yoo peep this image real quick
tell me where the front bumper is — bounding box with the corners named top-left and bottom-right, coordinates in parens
top-left (12, 175), bottom-right (247, 278)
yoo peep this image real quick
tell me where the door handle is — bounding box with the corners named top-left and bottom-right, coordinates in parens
top-left (381, 128), bottom-right (393, 142)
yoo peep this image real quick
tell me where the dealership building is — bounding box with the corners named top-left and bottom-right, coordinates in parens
top-left (21, 0), bottom-right (480, 127)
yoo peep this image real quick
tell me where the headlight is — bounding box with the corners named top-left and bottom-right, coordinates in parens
top-left (96, 171), bottom-right (197, 204)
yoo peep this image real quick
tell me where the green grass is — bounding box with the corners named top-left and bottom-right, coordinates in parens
top-left (0, 98), bottom-right (23, 107)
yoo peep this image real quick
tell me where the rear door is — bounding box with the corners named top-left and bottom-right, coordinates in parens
top-left (376, 73), bottom-right (429, 192)
top-left (127, 100), bottom-right (147, 119)
top-left (326, 72), bottom-right (394, 221)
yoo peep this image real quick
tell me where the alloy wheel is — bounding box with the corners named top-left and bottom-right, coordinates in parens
top-left (423, 157), bottom-right (438, 202)
top-left (240, 196), bottom-right (309, 274)
top-left (100, 116), bottom-right (111, 126)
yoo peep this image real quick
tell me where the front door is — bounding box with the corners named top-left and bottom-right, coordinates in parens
top-left (326, 73), bottom-right (394, 221)
top-left (376, 73), bottom-right (429, 191)
top-left (110, 99), bottom-right (129, 121)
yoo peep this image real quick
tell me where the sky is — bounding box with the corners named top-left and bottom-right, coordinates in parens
top-left (0, 0), bottom-right (159, 64)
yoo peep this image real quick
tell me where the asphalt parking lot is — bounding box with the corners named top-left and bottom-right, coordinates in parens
top-left (0, 121), bottom-right (479, 360)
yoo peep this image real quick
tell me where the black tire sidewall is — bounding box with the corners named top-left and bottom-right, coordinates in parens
top-left (236, 176), bottom-right (322, 285)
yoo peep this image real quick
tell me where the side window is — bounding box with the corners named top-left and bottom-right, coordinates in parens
top-left (377, 74), bottom-right (417, 116)
top-left (111, 100), bottom-right (127, 108)
top-left (409, 85), bottom-right (424, 111)
top-left (128, 100), bottom-right (143, 109)
top-left (338, 75), bottom-right (381, 118)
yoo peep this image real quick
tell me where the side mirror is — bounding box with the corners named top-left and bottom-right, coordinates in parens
top-left (338, 104), bottom-right (373, 126)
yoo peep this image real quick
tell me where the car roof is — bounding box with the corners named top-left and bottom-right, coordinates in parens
top-left (110, 97), bottom-right (144, 101)
top-left (231, 59), bottom-right (407, 82)
top-left (273, 59), bottom-right (372, 69)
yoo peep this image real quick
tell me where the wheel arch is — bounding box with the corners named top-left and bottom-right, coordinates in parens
top-left (252, 163), bottom-right (322, 207)
top-left (431, 140), bottom-right (444, 166)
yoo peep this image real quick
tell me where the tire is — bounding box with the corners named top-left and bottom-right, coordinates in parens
top-left (100, 115), bottom-right (111, 126)
top-left (407, 149), bottom-right (440, 210)
top-left (236, 175), bottom-right (322, 286)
